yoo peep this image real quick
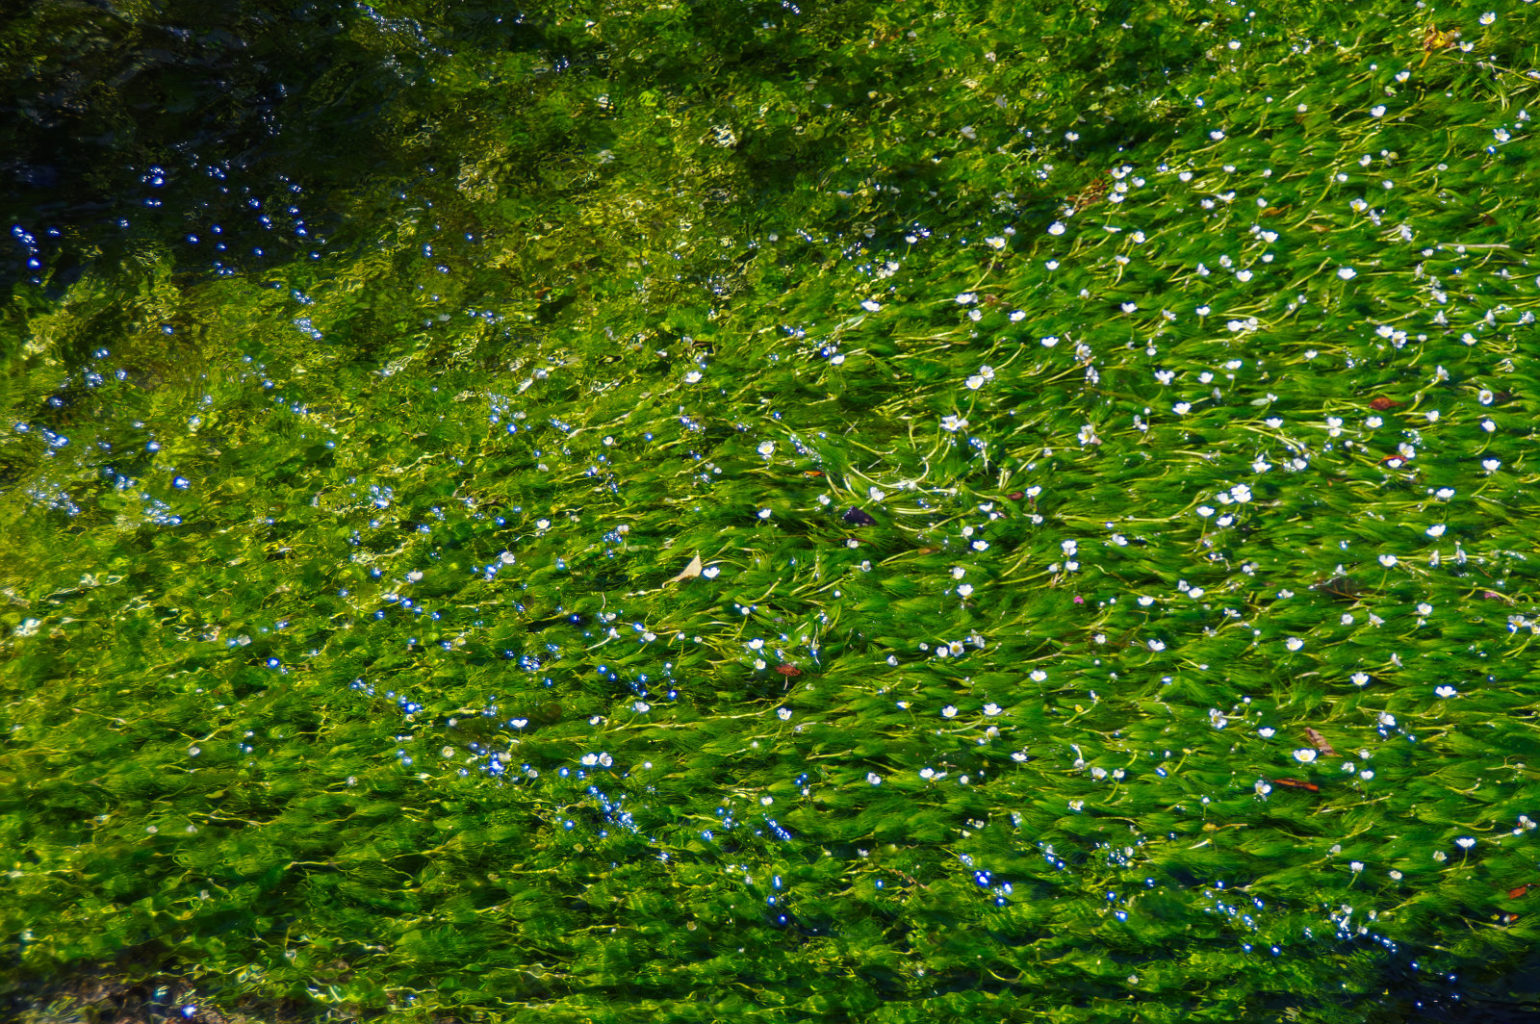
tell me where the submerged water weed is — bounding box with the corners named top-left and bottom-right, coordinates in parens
top-left (4, 1), bottom-right (1540, 1022)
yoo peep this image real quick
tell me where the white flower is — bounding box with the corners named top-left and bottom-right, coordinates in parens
top-left (1258, 727), bottom-right (1276, 738)
top-left (983, 703), bottom-right (1002, 716)
top-left (966, 375), bottom-right (986, 390)
top-left (985, 236), bottom-right (1006, 249)
top-left (1378, 554), bottom-right (1397, 567)
top-left (1479, 11), bottom-right (1495, 25)
top-left (1147, 638), bottom-right (1166, 652)
top-left (1293, 749), bottom-right (1318, 763)
top-left (499, 551), bottom-right (516, 565)
top-left (777, 707), bottom-right (793, 720)
top-left (1338, 267), bottom-right (1357, 280)
top-left (956, 292), bottom-right (977, 305)
top-left (867, 772), bottom-right (882, 785)
top-left (1456, 836), bottom-right (1476, 848)
top-left (757, 508), bottom-right (772, 519)
top-left (1435, 685), bottom-right (1457, 698)
top-left (702, 565), bottom-right (720, 579)
top-left (581, 753), bottom-right (599, 766)
top-left (957, 583), bottom-right (974, 598)
top-left (13, 618), bottom-right (41, 637)
top-left (1378, 712), bottom-right (1396, 727)
top-left (1352, 672), bottom-right (1370, 687)
top-left (1371, 105), bottom-right (1386, 117)
top-left (1230, 483), bottom-right (1252, 503)
top-left (1197, 505), bottom-right (1214, 517)
top-left (941, 414), bottom-right (969, 433)
top-left (942, 705), bottom-right (957, 718)
top-left (1030, 669), bottom-right (1048, 682)
top-left (1285, 637), bottom-right (1304, 652)
top-left (685, 370), bottom-right (702, 383)
top-left (1047, 222), bottom-right (1066, 236)
top-left (1426, 523), bottom-right (1445, 537)
top-left (757, 441), bottom-right (775, 457)
top-left (860, 299), bottom-right (881, 312)
top-left (1483, 458), bottom-right (1501, 473)
top-left (1236, 269), bottom-right (1253, 282)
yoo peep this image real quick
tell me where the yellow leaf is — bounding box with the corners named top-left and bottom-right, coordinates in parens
top-left (667, 554), bottom-right (703, 584)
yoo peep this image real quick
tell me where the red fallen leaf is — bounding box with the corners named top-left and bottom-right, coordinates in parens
top-left (1272, 778), bottom-right (1320, 793)
top-left (1369, 396), bottom-right (1401, 411)
top-left (774, 664), bottom-right (802, 677)
top-left (1305, 727), bottom-right (1338, 757)
top-left (1508, 883), bottom-right (1538, 899)
top-left (1008, 491), bottom-right (1026, 500)
top-left (803, 470), bottom-right (824, 478)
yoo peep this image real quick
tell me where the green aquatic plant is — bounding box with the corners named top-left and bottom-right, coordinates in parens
top-left (4, 1), bottom-right (1540, 1022)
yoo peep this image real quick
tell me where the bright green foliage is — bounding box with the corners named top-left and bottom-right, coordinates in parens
top-left (4, 1), bottom-right (1540, 1022)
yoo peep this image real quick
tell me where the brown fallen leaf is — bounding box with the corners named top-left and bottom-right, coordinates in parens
top-left (774, 664), bottom-right (802, 677)
top-left (666, 554), bottom-right (703, 584)
top-left (1369, 396), bottom-right (1401, 411)
top-left (1305, 727), bottom-right (1338, 757)
top-left (1272, 778), bottom-right (1320, 793)
top-left (1509, 883), bottom-right (1538, 900)
top-left (1420, 22), bottom-right (1460, 66)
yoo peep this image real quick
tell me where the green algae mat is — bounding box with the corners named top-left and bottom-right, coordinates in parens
top-left (4, 1), bottom-right (1540, 1021)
